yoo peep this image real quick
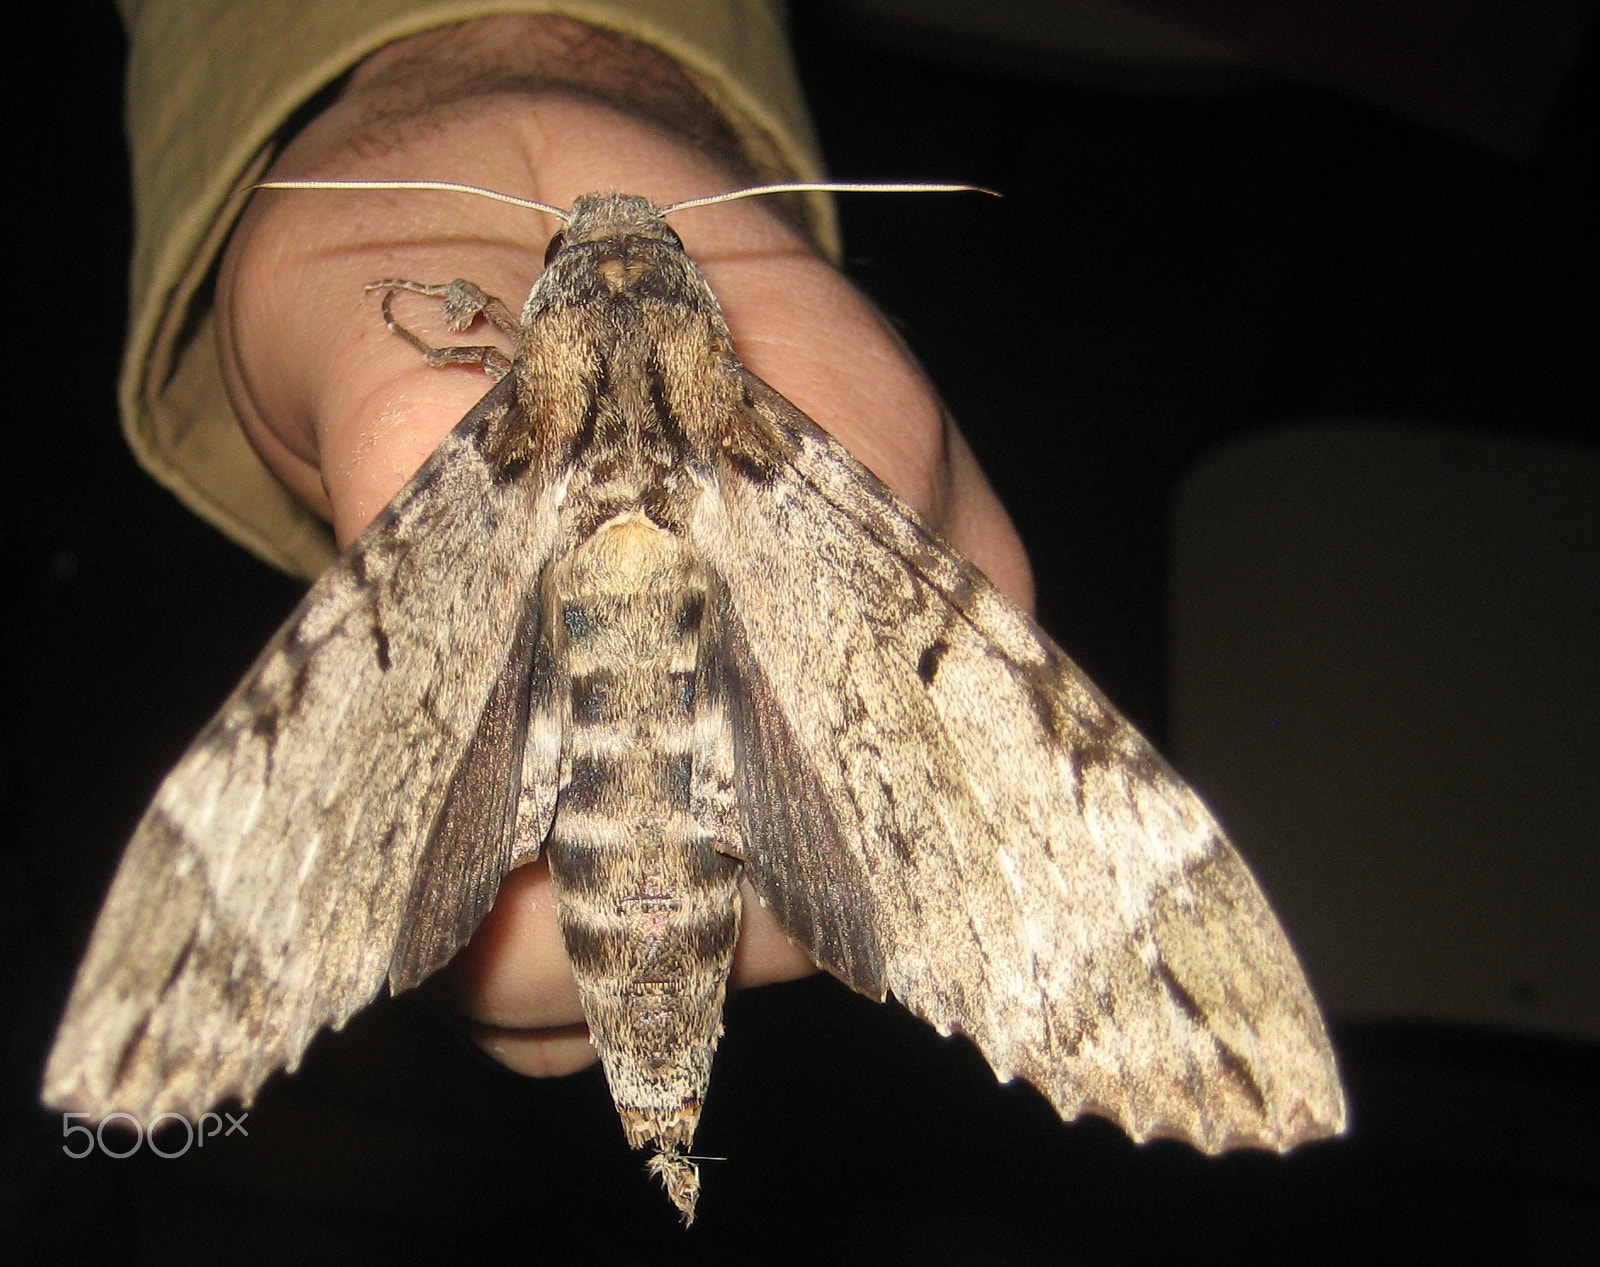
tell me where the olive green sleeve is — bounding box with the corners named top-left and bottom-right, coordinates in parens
top-left (116, 0), bottom-right (832, 577)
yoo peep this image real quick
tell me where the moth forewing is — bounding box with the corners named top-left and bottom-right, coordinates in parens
top-left (45, 186), bottom-right (1343, 1226)
top-left (43, 374), bottom-right (555, 1120)
top-left (698, 374), bottom-right (1344, 1152)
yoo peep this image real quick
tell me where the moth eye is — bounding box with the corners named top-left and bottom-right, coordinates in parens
top-left (543, 231), bottom-right (567, 267)
top-left (661, 226), bottom-right (684, 251)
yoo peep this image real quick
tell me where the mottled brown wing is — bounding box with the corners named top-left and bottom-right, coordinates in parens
top-left (43, 376), bottom-right (560, 1121)
top-left (691, 373), bottom-right (1345, 1152)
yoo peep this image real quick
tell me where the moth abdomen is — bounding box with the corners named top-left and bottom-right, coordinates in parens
top-left (543, 511), bottom-right (742, 1221)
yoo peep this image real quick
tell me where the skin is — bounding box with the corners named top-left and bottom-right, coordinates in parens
top-left (215, 17), bottom-right (1032, 1080)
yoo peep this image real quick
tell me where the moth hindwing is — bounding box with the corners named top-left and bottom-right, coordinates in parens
top-left (44, 189), bottom-right (1345, 1223)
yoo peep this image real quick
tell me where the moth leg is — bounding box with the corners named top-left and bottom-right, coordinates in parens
top-left (368, 277), bottom-right (521, 336)
top-left (366, 279), bottom-right (516, 378)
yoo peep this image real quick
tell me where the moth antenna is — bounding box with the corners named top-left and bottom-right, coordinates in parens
top-left (253, 179), bottom-right (570, 221)
top-left (662, 182), bottom-right (999, 214)
top-left (252, 179), bottom-right (996, 222)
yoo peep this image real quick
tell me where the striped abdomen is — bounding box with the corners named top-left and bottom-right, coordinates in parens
top-left (543, 511), bottom-right (741, 1214)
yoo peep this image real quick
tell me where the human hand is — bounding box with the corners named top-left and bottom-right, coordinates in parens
top-left (216, 16), bottom-right (1031, 1079)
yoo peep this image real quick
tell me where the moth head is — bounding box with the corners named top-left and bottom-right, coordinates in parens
top-left (559, 192), bottom-right (682, 253)
top-left (539, 194), bottom-right (690, 299)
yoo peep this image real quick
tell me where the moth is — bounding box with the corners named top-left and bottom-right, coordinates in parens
top-left (44, 181), bottom-right (1345, 1222)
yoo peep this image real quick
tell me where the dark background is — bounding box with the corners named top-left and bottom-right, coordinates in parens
top-left (4, 3), bottom-right (1596, 1262)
